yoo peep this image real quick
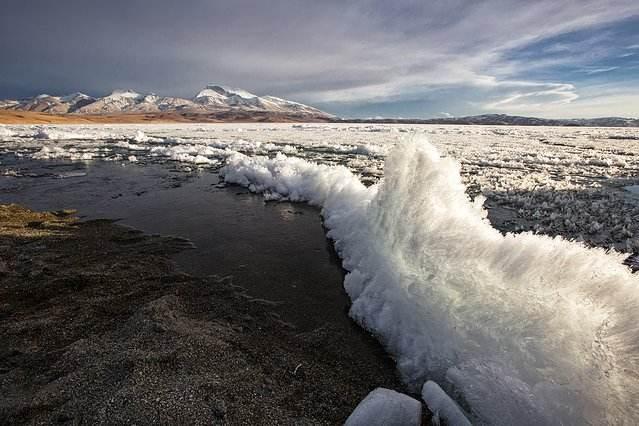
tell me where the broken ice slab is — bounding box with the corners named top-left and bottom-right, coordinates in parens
top-left (422, 381), bottom-right (472, 426)
top-left (345, 387), bottom-right (422, 426)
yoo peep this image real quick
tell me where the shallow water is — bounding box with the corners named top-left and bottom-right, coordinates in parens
top-left (625, 184), bottom-right (639, 196)
top-left (3, 122), bottom-right (638, 253)
top-left (0, 158), bottom-right (390, 349)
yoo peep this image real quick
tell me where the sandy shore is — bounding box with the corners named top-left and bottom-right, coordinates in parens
top-left (0, 204), bottom-right (410, 424)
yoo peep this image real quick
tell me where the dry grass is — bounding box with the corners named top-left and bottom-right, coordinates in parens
top-left (0, 204), bottom-right (76, 238)
top-left (0, 110), bottom-right (189, 124)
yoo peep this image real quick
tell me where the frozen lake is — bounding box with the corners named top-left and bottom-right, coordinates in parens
top-left (2, 122), bottom-right (639, 424)
top-left (2, 122), bottom-right (638, 252)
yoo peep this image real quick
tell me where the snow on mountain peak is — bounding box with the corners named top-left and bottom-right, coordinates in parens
top-left (108, 89), bottom-right (142, 99)
top-left (193, 84), bottom-right (264, 108)
top-left (199, 85), bottom-right (258, 99)
top-left (61, 92), bottom-right (93, 102)
top-left (0, 84), bottom-right (332, 117)
top-left (194, 86), bottom-right (228, 100)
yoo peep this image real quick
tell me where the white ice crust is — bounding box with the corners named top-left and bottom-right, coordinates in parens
top-left (422, 381), bottom-right (471, 426)
top-left (221, 137), bottom-right (639, 425)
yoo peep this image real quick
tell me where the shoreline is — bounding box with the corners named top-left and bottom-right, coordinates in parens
top-left (0, 204), bottom-right (411, 424)
top-left (3, 110), bottom-right (638, 128)
top-left (0, 110), bottom-right (333, 125)
top-left (2, 122), bottom-right (638, 423)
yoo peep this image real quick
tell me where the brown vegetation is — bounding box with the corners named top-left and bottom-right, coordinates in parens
top-left (0, 110), bottom-right (333, 124)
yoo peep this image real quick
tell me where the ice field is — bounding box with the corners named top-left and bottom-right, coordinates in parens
top-left (2, 123), bottom-right (638, 253)
top-left (2, 123), bottom-right (639, 424)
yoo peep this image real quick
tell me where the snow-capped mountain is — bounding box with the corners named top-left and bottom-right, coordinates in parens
top-left (1, 92), bottom-right (96, 114)
top-left (0, 85), bottom-right (332, 118)
top-left (73, 90), bottom-right (142, 114)
top-left (75, 90), bottom-right (195, 114)
top-left (193, 85), bottom-right (328, 115)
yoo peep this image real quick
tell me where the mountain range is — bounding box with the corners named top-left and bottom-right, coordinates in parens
top-left (0, 85), bottom-right (332, 118)
top-left (1, 87), bottom-right (638, 127)
top-left (342, 113), bottom-right (639, 127)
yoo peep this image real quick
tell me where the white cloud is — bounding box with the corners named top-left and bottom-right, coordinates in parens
top-left (4, 0), bottom-right (639, 116)
top-left (580, 66), bottom-right (620, 74)
top-left (484, 82), bottom-right (639, 118)
top-left (277, 0), bottom-right (639, 114)
top-left (484, 83), bottom-right (579, 111)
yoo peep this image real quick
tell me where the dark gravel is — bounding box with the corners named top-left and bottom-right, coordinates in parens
top-left (0, 204), bottom-right (405, 425)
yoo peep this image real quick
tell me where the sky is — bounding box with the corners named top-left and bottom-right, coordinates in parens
top-left (1, 0), bottom-right (638, 118)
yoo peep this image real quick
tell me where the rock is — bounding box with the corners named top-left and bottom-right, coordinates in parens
top-left (211, 399), bottom-right (227, 418)
top-left (53, 209), bottom-right (77, 217)
top-left (624, 253), bottom-right (639, 273)
top-left (345, 388), bottom-right (422, 426)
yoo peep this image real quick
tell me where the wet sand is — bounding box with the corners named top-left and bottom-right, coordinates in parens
top-left (0, 160), bottom-right (408, 424)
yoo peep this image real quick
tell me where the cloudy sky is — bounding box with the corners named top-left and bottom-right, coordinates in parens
top-left (1, 0), bottom-right (638, 118)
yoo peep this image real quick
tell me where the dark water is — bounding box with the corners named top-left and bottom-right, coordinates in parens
top-left (0, 158), bottom-right (376, 338)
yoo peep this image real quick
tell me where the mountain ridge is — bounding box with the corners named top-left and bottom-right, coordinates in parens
top-left (340, 113), bottom-right (639, 127)
top-left (0, 85), bottom-right (332, 118)
top-left (2, 89), bottom-right (638, 126)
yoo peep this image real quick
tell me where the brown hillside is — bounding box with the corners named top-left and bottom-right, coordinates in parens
top-left (0, 110), bottom-right (333, 124)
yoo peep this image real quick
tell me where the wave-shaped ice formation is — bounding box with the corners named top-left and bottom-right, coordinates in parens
top-left (221, 138), bottom-right (639, 425)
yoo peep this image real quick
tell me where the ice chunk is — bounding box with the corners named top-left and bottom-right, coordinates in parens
top-left (0, 126), bottom-right (14, 138)
top-left (422, 381), bottom-right (471, 426)
top-left (345, 388), bottom-right (422, 426)
top-left (115, 141), bottom-right (148, 151)
top-left (133, 130), bottom-right (150, 143)
top-left (32, 127), bottom-right (115, 141)
top-left (34, 128), bottom-right (89, 140)
top-left (149, 145), bottom-right (223, 165)
top-left (32, 146), bottom-right (95, 161)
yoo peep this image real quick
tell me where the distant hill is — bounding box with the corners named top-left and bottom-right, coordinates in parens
top-left (2, 90), bottom-right (637, 127)
top-left (339, 113), bottom-right (639, 127)
top-left (0, 85), bottom-right (333, 120)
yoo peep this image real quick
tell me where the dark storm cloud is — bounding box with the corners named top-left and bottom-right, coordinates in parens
top-left (0, 0), bottom-right (379, 97)
top-left (1, 0), bottom-right (638, 117)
